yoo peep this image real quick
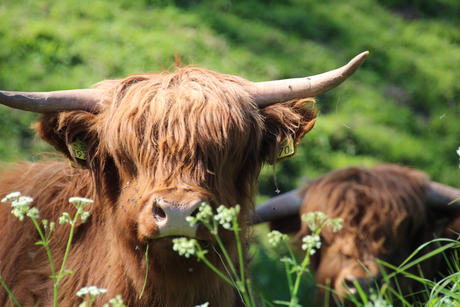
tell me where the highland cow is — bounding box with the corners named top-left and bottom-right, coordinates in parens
top-left (0, 52), bottom-right (368, 306)
top-left (256, 164), bottom-right (460, 305)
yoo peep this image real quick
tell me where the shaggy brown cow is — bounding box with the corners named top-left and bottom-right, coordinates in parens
top-left (255, 164), bottom-right (460, 305)
top-left (0, 52), bottom-right (368, 307)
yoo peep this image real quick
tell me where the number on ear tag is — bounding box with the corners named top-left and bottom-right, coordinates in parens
top-left (276, 137), bottom-right (296, 163)
top-left (71, 137), bottom-right (87, 161)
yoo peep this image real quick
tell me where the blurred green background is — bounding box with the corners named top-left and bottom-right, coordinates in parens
top-left (1, 0), bottom-right (459, 304)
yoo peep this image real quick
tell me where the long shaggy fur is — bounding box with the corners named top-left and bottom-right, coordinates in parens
top-left (272, 164), bottom-right (460, 305)
top-left (0, 65), bottom-right (316, 306)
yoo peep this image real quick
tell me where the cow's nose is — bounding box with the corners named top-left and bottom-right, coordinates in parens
top-left (342, 273), bottom-right (383, 296)
top-left (153, 198), bottom-right (202, 238)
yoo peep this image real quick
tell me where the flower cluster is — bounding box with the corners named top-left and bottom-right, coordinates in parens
top-left (364, 289), bottom-right (393, 307)
top-left (59, 212), bottom-right (73, 225)
top-left (42, 219), bottom-right (55, 232)
top-left (457, 147), bottom-right (460, 169)
top-left (70, 197), bottom-right (93, 223)
top-left (103, 295), bottom-right (126, 307)
top-left (214, 204), bottom-right (240, 230)
top-left (186, 203), bottom-right (241, 231)
top-left (302, 211), bottom-right (343, 233)
top-left (267, 230), bottom-right (289, 247)
top-left (60, 197), bottom-right (93, 225)
top-left (1, 192), bottom-right (37, 221)
top-left (172, 237), bottom-right (198, 258)
top-left (186, 202), bottom-right (213, 226)
top-left (303, 211), bottom-right (328, 232)
top-left (76, 286), bottom-right (107, 298)
top-left (301, 234), bottom-right (321, 255)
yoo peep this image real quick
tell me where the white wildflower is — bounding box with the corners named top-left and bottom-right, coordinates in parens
top-left (69, 197), bottom-right (93, 209)
top-left (301, 234), bottom-right (321, 255)
top-left (457, 146), bottom-right (460, 169)
top-left (195, 303), bottom-right (210, 307)
top-left (302, 211), bottom-right (328, 232)
top-left (172, 237), bottom-right (197, 258)
top-left (214, 205), bottom-right (240, 230)
top-left (267, 230), bottom-right (288, 247)
top-left (103, 295), bottom-right (126, 307)
top-left (2, 192), bottom-right (36, 221)
top-left (76, 285), bottom-right (107, 298)
top-left (364, 289), bottom-right (393, 307)
top-left (27, 207), bottom-right (40, 219)
top-left (186, 202), bottom-right (213, 226)
top-left (59, 212), bottom-right (72, 225)
top-left (1, 191), bottom-right (21, 202)
top-left (80, 211), bottom-right (91, 223)
top-left (327, 218), bottom-right (344, 233)
top-left (70, 197), bottom-right (93, 220)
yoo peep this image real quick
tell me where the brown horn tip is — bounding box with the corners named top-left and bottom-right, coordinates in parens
top-left (250, 51), bottom-right (369, 108)
top-left (0, 89), bottom-right (103, 113)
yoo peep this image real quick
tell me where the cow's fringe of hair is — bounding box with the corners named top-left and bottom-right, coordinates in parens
top-left (299, 164), bottom-right (428, 256)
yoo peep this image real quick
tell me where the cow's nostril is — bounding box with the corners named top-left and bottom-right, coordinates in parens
top-left (152, 203), bottom-right (166, 220)
top-left (191, 207), bottom-right (200, 218)
top-left (343, 278), bottom-right (358, 295)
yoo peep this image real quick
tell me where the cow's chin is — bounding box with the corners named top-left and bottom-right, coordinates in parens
top-left (331, 263), bottom-right (383, 305)
top-left (147, 237), bottom-right (216, 272)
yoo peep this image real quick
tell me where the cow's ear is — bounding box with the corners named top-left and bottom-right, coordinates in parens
top-left (259, 99), bottom-right (316, 165)
top-left (32, 111), bottom-right (98, 169)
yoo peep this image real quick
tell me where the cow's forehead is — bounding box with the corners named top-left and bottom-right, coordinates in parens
top-left (97, 67), bottom-right (264, 187)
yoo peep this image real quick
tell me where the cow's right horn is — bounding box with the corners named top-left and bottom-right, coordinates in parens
top-left (250, 51), bottom-right (369, 108)
top-left (426, 181), bottom-right (460, 211)
top-left (0, 89), bottom-right (103, 113)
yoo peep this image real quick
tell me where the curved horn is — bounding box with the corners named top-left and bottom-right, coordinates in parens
top-left (0, 89), bottom-right (103, 113)
top-left (250, 51), bottom-right (369, 108)
top-left (252, 188), bottom-right (304, 224)
top-left (426, 181), bottom-right (460, 211)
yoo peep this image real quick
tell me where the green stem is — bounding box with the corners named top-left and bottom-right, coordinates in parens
top-left (58, 217), bottom-right (78, 280)
top-left (0, 272), bottom-right (22, 307)
top-left (52, 211), bottom-right (80, 307)
top-left (205, 219), bottom-right (239, 279)
top-left (30, 218), bottom-right (58, 307)
top-left (246, 278), bottom-right (257, 307)
top-left (233, 222), bottom-right (252, 306)
top-left (201, 217), bottom-right (252, 305)
top-left (233, 221), bottom-right (245, 285)
top-left (284, 243), bottom-right (296, 293)
top-left (139, 243), bottom-right (149, 299)
top-left (58, 212), bottom-right (79, 281)
top-left (290, 227), bottom-right (324, 306)
top-left (195, 243), bottom-right (234, 285)
top-left (289, 248), bottom-right (310, 306)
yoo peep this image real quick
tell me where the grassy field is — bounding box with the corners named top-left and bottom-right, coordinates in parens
top-left (0, 0), bottom-right (459, 305)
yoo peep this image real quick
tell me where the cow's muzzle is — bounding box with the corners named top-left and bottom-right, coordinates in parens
top-left (151, 197), bottom-right (202, 239)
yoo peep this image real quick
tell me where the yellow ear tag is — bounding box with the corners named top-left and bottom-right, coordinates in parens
top-left (276, 137), bottom-right (296, 163)
top-left (71, 137), bottom-right (87, 161)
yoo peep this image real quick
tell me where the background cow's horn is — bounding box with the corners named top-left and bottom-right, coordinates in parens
top-left (252, 188), bottom-right (304, 224)
top-left (250, 51), bottom-right (369, 108)
top-left (426, 181), bottom-right (460, 211)
top-left (0, 89), bottom-right (103, 113)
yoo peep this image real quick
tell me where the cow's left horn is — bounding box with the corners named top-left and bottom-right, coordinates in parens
top-left (0, 89), bottom-right (103, 113)
top-left (250, 51), bottom-right (369, 108)
top-left (426, 181), bottom-right (460, 211)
